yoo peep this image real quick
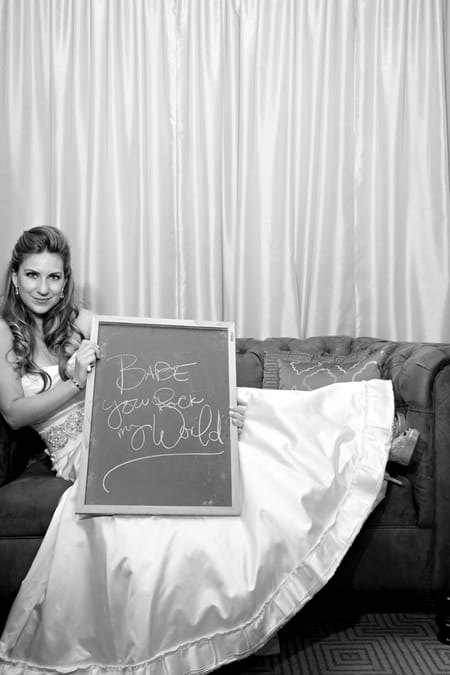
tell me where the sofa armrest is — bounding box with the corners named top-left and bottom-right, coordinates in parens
top-left (379, 344), bottom-right (450, 533)
top-left (432, 364), bottom-right (450, 591)
top-left (382, 344), bottom-right (450, 409)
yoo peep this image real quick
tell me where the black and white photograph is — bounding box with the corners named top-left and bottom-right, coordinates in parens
top-left (1, 2), bottom-right (450, 674)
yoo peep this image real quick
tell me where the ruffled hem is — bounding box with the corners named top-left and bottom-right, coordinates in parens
top-left (0, 381), bottom-right (393, 675)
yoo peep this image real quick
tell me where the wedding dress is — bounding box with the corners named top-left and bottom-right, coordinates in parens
top-left (0, 365), bottom-right (394, 675)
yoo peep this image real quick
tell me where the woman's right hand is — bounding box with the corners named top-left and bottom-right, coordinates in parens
top-left (73, 340), bottom-right (101, 388)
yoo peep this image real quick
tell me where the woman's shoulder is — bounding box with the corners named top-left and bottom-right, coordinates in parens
top-left (75, 307), bottom-right (95, 339)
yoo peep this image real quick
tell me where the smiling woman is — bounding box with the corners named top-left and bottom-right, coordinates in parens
top-left (0, 226), bottom-right (97, 428)
top-left (0, 227), bottom-right (393, 675)
top-left (0, 227), bottom-right (394, 675)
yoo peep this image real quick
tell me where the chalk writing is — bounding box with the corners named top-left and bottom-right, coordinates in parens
top-left (100, 354), bottom-right (225, 492)
top-left (102, 449), bottom-right (225, 494)
top-left (107, 353), bottom-right (198, 394)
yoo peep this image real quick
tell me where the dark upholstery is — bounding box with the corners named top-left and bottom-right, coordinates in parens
top-left (235, 336), bottom-right (450, 601)
top-left (1, 335), bottom-right (450, 633)
top-left (0, 456), bottom-right (70, 536)
top-left (0, 434), bottom-right (71, 619)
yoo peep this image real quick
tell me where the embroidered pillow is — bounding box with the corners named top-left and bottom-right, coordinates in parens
top-left (262, 351), bottom-right (313, 389)
top-left (277, 352), bottom-right (383, 391)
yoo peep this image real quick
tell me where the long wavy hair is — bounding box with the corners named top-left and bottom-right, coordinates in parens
top-left (1, 226), bottom-right (84, 390)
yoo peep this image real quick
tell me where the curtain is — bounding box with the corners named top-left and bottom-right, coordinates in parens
top-left (1, 0), bottom-right (449, 341)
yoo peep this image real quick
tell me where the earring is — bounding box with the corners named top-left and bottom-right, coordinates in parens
top-left (60, 291), bottom-right (64, 299)
top-left (14, 285), bottom-right (19, 296)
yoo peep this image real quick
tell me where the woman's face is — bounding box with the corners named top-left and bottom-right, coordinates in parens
top-left (12, 251), bottom-right (66, 317)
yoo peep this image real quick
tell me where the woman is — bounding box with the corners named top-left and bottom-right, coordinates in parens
top-left (0, 226), bottom-right (396, 674)
top-left (0, 227), bottom-right (98, 479)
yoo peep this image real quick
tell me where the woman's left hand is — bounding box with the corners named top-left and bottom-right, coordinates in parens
top-left (229, 397), bottom-right (247, 438)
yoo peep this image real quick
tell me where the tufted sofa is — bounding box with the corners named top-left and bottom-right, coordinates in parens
top-left (2, 335), bottom-right (450, 641)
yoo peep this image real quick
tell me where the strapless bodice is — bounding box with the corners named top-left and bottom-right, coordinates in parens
top-left (22, 364), bottom-right (60, 397)
top-left (21, 351), bottom-right (79, 394)
top-left (21, 359), bottom-right (84, 482)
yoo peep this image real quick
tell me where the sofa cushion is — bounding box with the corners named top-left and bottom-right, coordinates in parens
top-left (0, 455), bottom-right (71, 537)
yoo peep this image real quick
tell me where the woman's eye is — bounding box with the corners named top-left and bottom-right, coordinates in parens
top-left (25, 272), bottom-right (37, 278)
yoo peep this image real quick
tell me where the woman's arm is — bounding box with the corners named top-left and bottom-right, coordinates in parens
top-left (0, 318), bottom-right (98, 430)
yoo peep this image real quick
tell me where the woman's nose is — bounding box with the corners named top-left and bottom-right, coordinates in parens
top-left (38, 279), bottom-right (49, 295)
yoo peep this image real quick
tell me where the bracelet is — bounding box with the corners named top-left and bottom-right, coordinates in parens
top-left (70, 376), bottom-right (85, 391)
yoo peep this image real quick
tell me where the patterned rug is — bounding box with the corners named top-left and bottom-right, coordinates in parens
top-left (218, 608), bottom-right (450, 675)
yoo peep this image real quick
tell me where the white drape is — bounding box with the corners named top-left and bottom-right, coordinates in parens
top-left (1, 0), bottom-right (449, 341)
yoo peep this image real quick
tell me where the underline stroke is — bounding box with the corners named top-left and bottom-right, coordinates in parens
top-left (102, 450), bottom-right (225, 493)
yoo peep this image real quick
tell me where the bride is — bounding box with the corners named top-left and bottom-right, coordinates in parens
top-left (0, 226), bottom-right (395, 674)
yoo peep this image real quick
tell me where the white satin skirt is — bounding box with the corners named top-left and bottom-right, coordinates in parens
top-left (0, 380), bottom-right (394, 674)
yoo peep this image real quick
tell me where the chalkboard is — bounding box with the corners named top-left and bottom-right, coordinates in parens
top-left (76, 317), bottom-right (240, 515)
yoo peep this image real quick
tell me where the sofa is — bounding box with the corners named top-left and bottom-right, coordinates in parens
top-left (2, 335), bottom-right (450, 642)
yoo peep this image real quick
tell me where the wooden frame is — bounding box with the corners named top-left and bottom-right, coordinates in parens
top-left (76, 316), bottom-right (240, 515)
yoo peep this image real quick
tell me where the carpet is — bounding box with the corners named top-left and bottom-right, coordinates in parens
top-left (218, 608), bottom-right (450, 675)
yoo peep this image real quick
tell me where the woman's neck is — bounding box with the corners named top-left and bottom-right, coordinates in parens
top-left (32, 320), bottom-right (58, 367)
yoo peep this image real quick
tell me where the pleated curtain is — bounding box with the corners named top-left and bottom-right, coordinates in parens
top-left (1, 0), bottom-right (449, 341)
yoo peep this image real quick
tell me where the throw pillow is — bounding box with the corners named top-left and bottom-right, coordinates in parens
top-left (262, 351), bottom-right (315, 389)
top-left (277, 351), bottom-right (383, 391)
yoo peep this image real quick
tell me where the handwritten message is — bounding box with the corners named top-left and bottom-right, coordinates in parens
top-left (100, 353), bottom-right (225, 493)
